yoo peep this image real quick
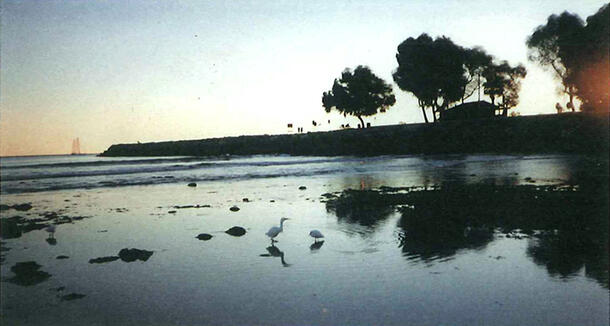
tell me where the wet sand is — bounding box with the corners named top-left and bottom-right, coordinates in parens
top-left (1, 154), bottom-right (608, 326)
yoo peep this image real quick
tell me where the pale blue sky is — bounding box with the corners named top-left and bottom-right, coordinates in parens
top-left (1, 0), bottom-right (607, 155)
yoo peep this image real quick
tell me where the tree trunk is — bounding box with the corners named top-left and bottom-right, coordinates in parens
top-left (568, 91), bottom-right (575, 112)
top-left (477, 73), bottom-right (481, 102)
top-left (357, 115), bottom-right (365, 129)
top-left (420, 106), bottom-right (429, 123)
top-left (501, 95), bottom-right (508, 117)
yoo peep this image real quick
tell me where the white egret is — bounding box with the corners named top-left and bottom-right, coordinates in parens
top-left (266, 218), bottom-right (290, 242)
top-left (309, 230), bottom-right (324, 242)
top-left (45, 225), bottom-right (56, 239)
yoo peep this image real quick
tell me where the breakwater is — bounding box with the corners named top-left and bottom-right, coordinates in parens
top-left (100, 113), bottom-right (609, 157)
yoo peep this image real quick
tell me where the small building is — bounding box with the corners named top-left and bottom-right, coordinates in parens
top-left (440, 101), bottom-right (498, 121)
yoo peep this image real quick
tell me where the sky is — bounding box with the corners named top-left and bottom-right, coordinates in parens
top-left (0, 0), bottom-right (607, 156)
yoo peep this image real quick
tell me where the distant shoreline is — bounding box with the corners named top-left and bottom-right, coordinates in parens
top-left (100, 113), bottom-right (609, 157)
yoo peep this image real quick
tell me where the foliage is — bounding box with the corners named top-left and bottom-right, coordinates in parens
top-left (483, 61), bottom-right (527, 116)
top-left (322, 65), bottom-right (396, 128)
top-left (527, 4), bottom-right (609, 112)
top-left (393, 34), bottom-right (527, 122)
top-left (393, 34), bottom-right (468, 122)
top-left (576, 4), bottom-right (609, 112)
top-left (462, 47), bottom-right (494, 102)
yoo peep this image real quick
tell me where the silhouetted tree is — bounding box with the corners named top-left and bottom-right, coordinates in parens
top-left (526, 11), bottom-right (585, 111)
top-left (322, 66), bottom-right (396, 128)
top-left (393, 34), bottom-right (469, 122)
top-left (575, 4), bottom-right (609, 112)
top-left (483, 61), bottom-right (527, 116)
top-left (528, 5), bottom-right (609, 113)
top-left (462, 47), bottom-right (493, 103)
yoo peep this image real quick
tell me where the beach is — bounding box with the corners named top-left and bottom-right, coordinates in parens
top-left (1, 153), bottom-right (608, 325)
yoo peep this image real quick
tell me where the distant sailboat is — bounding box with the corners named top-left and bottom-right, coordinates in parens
top-left (71, 138), bottom-right (81, 155)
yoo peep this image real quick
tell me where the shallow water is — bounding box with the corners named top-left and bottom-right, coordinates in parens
top-left (1, 154), bottom-right (608, 325)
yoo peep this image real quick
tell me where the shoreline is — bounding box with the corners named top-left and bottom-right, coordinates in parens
top-left (100, 113), bottom-right (609, 157)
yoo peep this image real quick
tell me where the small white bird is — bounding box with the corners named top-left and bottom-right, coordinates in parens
top-left (266, 217), bottom-right (290, 242)
top-left (309, 230), bottom-right (324, 242)
top-left (45, 225), bottom-right (56, 239)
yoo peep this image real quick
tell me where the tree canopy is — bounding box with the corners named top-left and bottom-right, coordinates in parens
top-left (483, 61), bottom-right (527, 116)
top-left (322, 66), bottom-right (396, 128)
top-left (392, 34), bottom-right (468, 123)
top-left (527, 4), bottom-right (609, 112)
top-left (393, 34), bottom-right (525, 122)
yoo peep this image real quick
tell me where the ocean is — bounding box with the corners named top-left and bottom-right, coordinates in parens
top-left (1, 153), bottom-right (608, 325)
top-left (0, 153), bottom-right (591, 194)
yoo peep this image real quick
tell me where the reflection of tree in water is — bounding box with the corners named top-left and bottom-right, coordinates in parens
top-left (524, 179), bottom-right (608, 288)
top-left (398, 208), bottom-right (493, 263)
top-left (396, 182), bottom-right (608, 287)
top-left (527, 232), bottom-right (608, 288)
top-left (325, 181), bottom-right (608, 287)
top-left (325, 189), bottom-right (397, 233)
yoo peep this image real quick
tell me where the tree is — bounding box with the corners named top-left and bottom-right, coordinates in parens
top-left (526, 11), bottom-right (585, 111)
top-left (483, 62), bottom-right (527, 116)
top-left (575, 4), bottom-right (609, 112)
top-left (322, 66), bottom-right (396, 128)
top-left (462, 47), bottom-right (493, 103)
top-left (393, 34), bottom-right (468, 123)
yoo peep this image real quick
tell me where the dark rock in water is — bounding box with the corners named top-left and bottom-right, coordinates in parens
top-left (8, 261), bottom-right (52, 286)
top-left (225, 226), bottom-right (246, 237)
top-left (299, 186), bottom-right (307, 190)
top-left (56, 255), bottom-right (70, 260)
top-left (242, 198), bottom-right (249, 202)
top-left (61, 293), bottom-right (86, 301)
top-left (168, 210), bottom-right (177, 214)
top-left (196, 233), bottom-right (213, 240)
top-left (0, 219), bottom-right (22, 239)
top-left (118, 248), bottom-right (153, 262)
top-left (270, 200), bottom-right (275, 202)
top-left (229, 206), bottom-right (240, 212)
top-left (89, 256), bottom-right (119, 264)
top-left (174, 205), bottom-right (195, 209)
top-left (46, 238), bottom-right (57, 246)
top-left (188, 182), bottom-right (197, 187)
top-left (13, 203), bottom-right (33, 211)
top-left (0, 204), bottom-right (10, 211)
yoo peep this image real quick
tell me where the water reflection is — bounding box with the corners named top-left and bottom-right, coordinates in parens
top-left (260, 244), bottom-right (291, 267)
top-left (310, 241), bottom-right (324, 252)
top-left (326, 181), bottom-right (608, 288)
top-left (526, 223), bottom-right (608, 287)
top-left (7, 261), bottom-right (52, 286)
top-left (325, 189), bottom-right (395, 236)
top-left (397, 183), bottom-right (608, 287)
top-left (398, 214), bottom-right (494, 263)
